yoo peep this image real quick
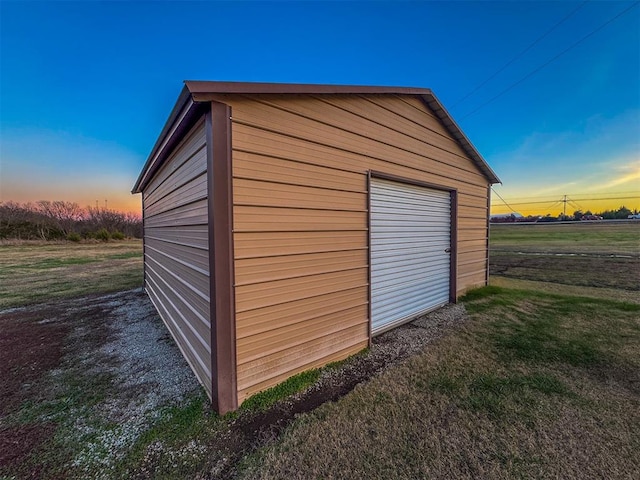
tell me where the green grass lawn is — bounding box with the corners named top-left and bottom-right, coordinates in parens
top-left (490, 221), bottom-right (640, 255)
top-left (0, 240), bottom-right (143, 309)
top-left (236, 287), bottom-right (640, 479)
top-left (489, 222), bottom-right (639, 297)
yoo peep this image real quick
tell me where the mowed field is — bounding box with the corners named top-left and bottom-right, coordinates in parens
top-left (0, 239), bottom-right (143, 309)
top-left (1, 224), bottom-right (639, 479)
top-left (489, 222), bottom-right (639, 303)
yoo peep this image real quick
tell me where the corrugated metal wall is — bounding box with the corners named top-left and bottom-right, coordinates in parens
top-left (370, 178), bottom-right (451, 334)
top-left (223, 93), bottom-right (490, 403)
top-left (142, 118), bottom-right (212, 398)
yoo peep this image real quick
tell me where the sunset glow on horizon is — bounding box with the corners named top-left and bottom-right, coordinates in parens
top-left (1, 2), bottom-right (638, 218)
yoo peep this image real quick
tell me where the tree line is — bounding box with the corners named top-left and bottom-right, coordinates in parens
top-left (491, 205), bottom-right (638, 223)
top-left (0, 201), bottom-right (142, 241)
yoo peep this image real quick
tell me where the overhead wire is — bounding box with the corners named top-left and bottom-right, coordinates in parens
top-left (490, 187), bottom-right (519, 213)
top-left (490, 191), bottom-right (640, 201)
top-left (493, 195), bottom-right (639, 206)
top-left (459, 1), bottom-right (640, 120)
top-left (451, 1), bottom-right (589, 108)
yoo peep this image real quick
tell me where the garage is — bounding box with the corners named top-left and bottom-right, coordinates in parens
top-left (133, 81), bottom-right (500, 412)
top-left (370, 176), bottom-right (454, 334)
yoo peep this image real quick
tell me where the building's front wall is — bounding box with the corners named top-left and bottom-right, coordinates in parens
top-left (219, 93), bottom-right (490, 404)
top-left (141, 118), bottom-right (213, 398)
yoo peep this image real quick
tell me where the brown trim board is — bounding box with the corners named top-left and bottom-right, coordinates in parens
top-left (206, 102), bottom-right (238, 414)
top-left (141, 194), bottom-right (146, 290)
top-left (369, 170), bottom-right (458, 305)
top-left (366, 171), bottom-right (372, 347)
top-left (485, 184), bottom-right (491, 285)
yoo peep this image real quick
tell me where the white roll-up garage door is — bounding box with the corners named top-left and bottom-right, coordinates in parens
top-left (370, 177), bottom-right (451, 335)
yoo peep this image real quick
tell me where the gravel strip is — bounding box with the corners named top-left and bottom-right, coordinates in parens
top-left (62, 290), bottom-right (201, 478)
top-left (300, 303), bottom-right (469, 402)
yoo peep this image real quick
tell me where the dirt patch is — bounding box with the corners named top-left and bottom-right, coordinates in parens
top-left (490, 253), bottom-right (640, 291)
top-left (0, 423), bottom-right (57, 474)
top-left (0, 307), bottom-right (69, 415)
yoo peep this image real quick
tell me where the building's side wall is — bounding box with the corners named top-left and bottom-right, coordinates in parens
top-left (224, 94), bottom-right (490, 403)
top-left (142, 117), bottom-right (212, 397)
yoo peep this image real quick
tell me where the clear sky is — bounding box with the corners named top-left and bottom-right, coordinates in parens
top-left (1, 1), bottom-right (638, 215)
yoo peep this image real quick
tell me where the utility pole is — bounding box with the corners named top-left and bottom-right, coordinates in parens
top-left (563, 195), bottom-right (567, 218)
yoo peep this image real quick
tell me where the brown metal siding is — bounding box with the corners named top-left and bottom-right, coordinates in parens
top-left (142, 117), bottom-right (212, 397)
top-left (224, 94), bottom-right (490, 403)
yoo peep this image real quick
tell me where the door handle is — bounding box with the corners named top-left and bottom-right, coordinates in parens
top-left (445, 248), bottom-right (451, 253)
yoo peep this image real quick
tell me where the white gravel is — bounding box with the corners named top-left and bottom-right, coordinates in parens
top-left (65, 290), bottom-right (201, 478)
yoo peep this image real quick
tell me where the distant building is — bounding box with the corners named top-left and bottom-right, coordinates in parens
top-left (490, 213), bottom-right (524, 223)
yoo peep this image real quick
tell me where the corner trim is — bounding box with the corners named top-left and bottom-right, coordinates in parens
top-left (366, 171), bottom-right (372, 347)
top-left (206, 103), bottom-right (238, 414)
top-left (141, 194), bottom-right (146, 289)
top-left (485, 184), bottom-right (491, 285)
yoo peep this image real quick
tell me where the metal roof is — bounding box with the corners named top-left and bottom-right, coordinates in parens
top-left (132, 81), bottom-right (500, 193)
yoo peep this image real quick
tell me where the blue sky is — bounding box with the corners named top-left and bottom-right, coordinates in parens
top-left (1, 0), bottom-right (638, 214)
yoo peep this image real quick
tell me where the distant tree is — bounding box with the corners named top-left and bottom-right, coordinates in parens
top-left (0, 200), bottom-right (142, 240)
top-left (35, 200), bottom-right (85, 235)
top-left (573, 210), bottom-right (583, 221)
top-left (616, 206), bottom-right (632, 219)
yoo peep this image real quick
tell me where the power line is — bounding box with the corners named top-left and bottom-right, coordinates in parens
top-left (451, 1), bottom-right (589, 108)
top-left (491, 187), bottom-right (518, 213)
top-left (493, 195), bottom-right (640, 206)
top-left (490, 190), bottom-right (640, 201)
top-left (460, 1), bottom-right (640, 120)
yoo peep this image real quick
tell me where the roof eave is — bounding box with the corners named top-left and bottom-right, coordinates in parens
top-left (420, 93), bottom-right (501, 185)
top-left (185, 80), bottom-right (434, 97)
top-left (132, 86), bottom-right (195, 194)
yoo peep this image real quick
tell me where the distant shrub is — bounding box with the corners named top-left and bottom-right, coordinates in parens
top-left (111, 231), bottom-right (125, 240)
top-left (66, 232), bottom-right (81, 242)
top-left (95, 228), bottom-right (111, 241)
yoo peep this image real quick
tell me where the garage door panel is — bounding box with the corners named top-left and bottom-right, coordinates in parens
top-left (370, 177), bottom-right (451, 334)
top-left (373, 285), bottom-right (450, 323)
top-left (374, 283), bottom-right (450, 313)
top-left (373, 244), bottom-right (449, 256)
top-left (371, 257), bottom-right (450, 281)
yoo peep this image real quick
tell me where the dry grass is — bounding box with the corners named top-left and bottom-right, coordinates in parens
top-left (237, 288), bottom-right (640, 479)
top-left (490, 276), bottom-right (640, 304)
top-left (0, 240), bottom-right (142, 309)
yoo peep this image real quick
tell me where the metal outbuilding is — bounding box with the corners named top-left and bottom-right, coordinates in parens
top-left (132, 81), bottom-right (500, 413)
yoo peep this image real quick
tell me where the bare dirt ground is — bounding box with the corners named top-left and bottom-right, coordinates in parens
top-left (0, 290), bottom-right (201, 478)
top-left (490, 252), bottom-right (640, 291)
top-left (0, 289), bottom-right (467, 479)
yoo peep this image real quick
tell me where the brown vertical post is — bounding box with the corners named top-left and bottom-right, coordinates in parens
top-left (485, 184), bottom-right (491, 285)
top-left (366, 171), bottom-right (372, 347)
top-left (206, 102), bottom-right (238, 414)
top-left (141, 194), bottom-right (146, 290)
